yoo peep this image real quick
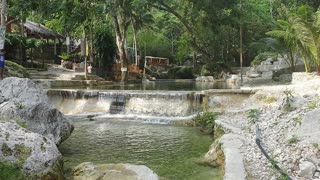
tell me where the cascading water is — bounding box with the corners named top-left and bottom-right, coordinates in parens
top-left (47, 89), bottom-right (204, 123)
top-left (47, 88), bottom-right (222, 179)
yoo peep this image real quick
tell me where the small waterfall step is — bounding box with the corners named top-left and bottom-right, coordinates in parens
top-left (109, 95), bottom-right (127, 114)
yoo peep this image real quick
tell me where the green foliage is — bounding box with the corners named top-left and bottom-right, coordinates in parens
top-left (282, 89), bottom-right (294, 112)
top-left (167, 66), bottom-right (194, 79)
top-left (14, 102), bottom-right (24, 110)
top-left (293, 117), bottom-right (302, 125)
top-left (58, 53), bottom-right (71, 61)
top-left (14, 144), bottom-right (32, 161)
top-left (307, 99), bottom-right (318, 110)
top-left (5, 33), bottom-right (27, 47)
top-left (194, 112), bottom-right (217, 134)
top-left (251, 52), bottom-right (278, 67)
top-left (0, 161), bottom-right (23, 180)
top-left (2, 143), bottom-right (13, 156)
top-left (288, 135), bottom-right (299, 144)
top-left (200, 65), bottom-right (210, 76)
top-left (94, 25), bottom-right (116, 69)
top-left (247, 109), bottom-right (260, 124)
top-left (312, 143), bottom-right (319, 150)
top-left (15, 120), bottom-right (27, 129)
top-left (25, 38), bottom-right (44, 49)
top-left (138, 31), bottom-right (172, 58)
top-left (263, 97), bottom-right (277, 104)
top-left (6, 61), bottom-right (30, 78)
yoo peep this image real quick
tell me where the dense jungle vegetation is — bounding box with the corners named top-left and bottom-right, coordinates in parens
top-left (5, 0), bottom-right (320, 79)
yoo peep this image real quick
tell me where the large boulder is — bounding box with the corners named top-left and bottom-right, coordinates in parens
top-left (71, 162), bottom-right (159, 180)
top-left (0, 120), bottom-right (63, 179)
top-left (0, 77), bottom-right (73, 144)
top-left (296, 108), bottom-right (320, 144)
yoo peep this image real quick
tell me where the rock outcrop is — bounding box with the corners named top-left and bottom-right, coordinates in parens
top-left (71, 162), bottom-right (159, 180)
top-left (0, 77), bottom-right (73, 144)
top-left (0, 120), bottom-right (63, 179)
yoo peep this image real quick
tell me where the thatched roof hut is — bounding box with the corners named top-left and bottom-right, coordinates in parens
top-left (24, 21), bottom-right (63, 40)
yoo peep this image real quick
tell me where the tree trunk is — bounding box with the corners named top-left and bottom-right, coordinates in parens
top-left (133, 27), bottom-right (138, 66)
top-left (1, 0), bottom-right (6, 26)
top-left (113, 15), bottom-right (128, 82)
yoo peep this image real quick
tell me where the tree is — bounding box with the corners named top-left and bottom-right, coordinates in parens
top-left (267, 4), bottom-right (319, 72)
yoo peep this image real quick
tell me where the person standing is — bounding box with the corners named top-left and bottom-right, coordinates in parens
top-left (0, 49), bottom-right (5, 80)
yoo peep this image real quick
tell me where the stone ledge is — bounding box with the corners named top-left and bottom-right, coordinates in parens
top-left (33, 79), bottom-right (113, 88)
top-left (203, 89), bottom-right (256, 95)
top-left (220, 134), bottom-right (247, 180)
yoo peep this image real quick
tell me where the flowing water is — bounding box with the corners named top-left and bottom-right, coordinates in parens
top-left (51, 80), bottom-right (235, 91)
top-left (48, 88), bottom-right (223, 179)
top-left (59, 117), bottom-right (222, 180)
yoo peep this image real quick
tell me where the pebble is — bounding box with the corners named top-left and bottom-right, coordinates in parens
top-left (217, 78), bottom-right (320, 179)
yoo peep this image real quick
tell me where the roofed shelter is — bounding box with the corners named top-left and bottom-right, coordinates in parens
top-left (24, 21), bottom-right (63, 40)
top-left (6, 19), bottom-right (63, 65)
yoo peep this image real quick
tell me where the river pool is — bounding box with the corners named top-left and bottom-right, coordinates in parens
top-left (59, 116), bottom-right (222, 180)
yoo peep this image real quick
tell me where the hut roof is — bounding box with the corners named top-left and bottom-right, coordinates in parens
top-left (24, 21), bottom-right (63, 39)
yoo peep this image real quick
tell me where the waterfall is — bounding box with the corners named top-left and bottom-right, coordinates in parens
top-left (47, 90), bottom-right (204, 119)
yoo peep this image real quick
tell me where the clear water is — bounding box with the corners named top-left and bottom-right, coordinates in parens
top-left (52, 80), bottom-right (232, 91)
top-left (59, 116), bottom-right (222, 180)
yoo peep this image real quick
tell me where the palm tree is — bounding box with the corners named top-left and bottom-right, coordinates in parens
top-left (266, 4), bottom-right (317, 72)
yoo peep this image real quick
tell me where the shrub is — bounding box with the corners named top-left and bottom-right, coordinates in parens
top-left (194, 112), bottom-right (217, 134)
top-left (168, 66), bottom-right (194, 79)
top-left (251, 52), bottom-right (278, 67)
top-left (282, 89), bottom-right (294, 112)
top-left (58, 53), bottom-right (71, 61)
top-left (247, 109), bottom-right (259, 124)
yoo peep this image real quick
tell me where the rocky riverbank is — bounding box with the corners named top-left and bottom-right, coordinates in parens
top-left (0, 77), bottom-right (159, 179)
top-left (208, 73), bottom-right (320, 179)
top-left (0, 77), bottom-right (74, 179)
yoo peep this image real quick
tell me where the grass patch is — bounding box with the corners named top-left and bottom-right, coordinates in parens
top-left (288, 135), bottom-right (299, 144)
top-left (293, 117), bottom-right (302, 125)
top-left (307, 100), bottom-right (318, 110)
top-left (262, 97), bottom-right (277, 104)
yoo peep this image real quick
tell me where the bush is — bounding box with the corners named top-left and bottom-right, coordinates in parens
top-left (251, 52), bottom-right (278, 67)
top-left (194, 112), bottom-right (217, 134)
top-left (168, 66), bottom-right (194, 79)
top-left (201, 65), bottom-right (210, 76)
top-left (58, 53), bottom-right (71, 61)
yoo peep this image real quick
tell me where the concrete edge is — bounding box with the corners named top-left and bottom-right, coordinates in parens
top-left (220, 133), bottom-right (247, 180)
top-left (202, 88), bottom-right (257, 95)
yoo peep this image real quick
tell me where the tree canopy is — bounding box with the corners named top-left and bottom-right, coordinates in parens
top-left (5, 0), bottom-right (320, 77)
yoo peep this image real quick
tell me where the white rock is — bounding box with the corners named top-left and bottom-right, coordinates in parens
top-left (0, 120), bottom-right (63, 179)
top-left (298, 161), bottom-right (316, 179)
top-left (71, 162), bottom-right (159, 180)
top-left (0, 77), bottom-right (73, 144)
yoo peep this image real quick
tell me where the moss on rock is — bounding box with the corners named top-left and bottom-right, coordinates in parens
top-left (14, 144), bottom-right (31, 162)
top-left (0, 160), bottom-right (24, 180)
top-left (5, 61), bottom-right (30, 78)
top-left (2, 143), bottom-right (13, 156)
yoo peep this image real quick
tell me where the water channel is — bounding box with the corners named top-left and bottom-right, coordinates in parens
top-left (48, 81), bottom-right (226, 179)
